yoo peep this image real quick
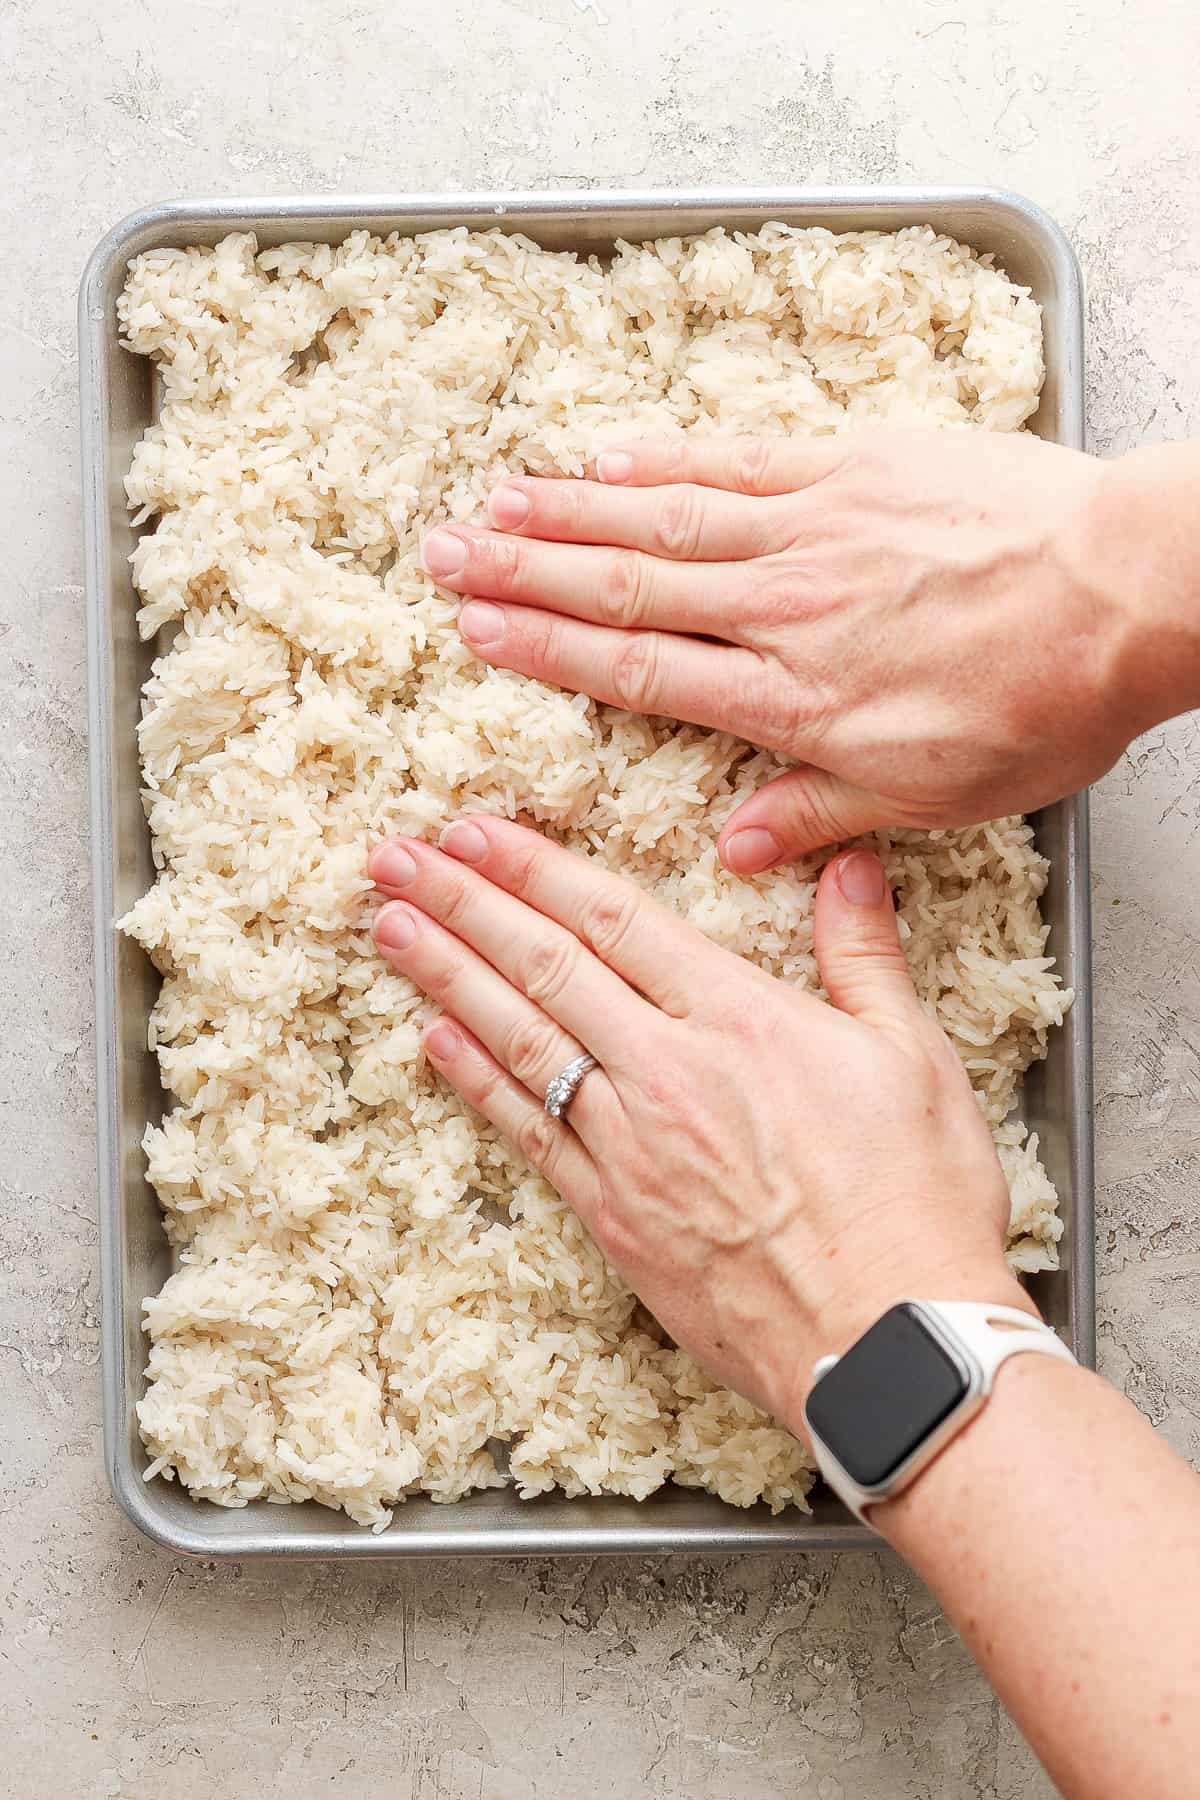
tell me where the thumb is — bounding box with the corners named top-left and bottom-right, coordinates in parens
top-left (718, 766), bottom-right (893, 873)
top-left (813, 849), bottom-right (925, 1036)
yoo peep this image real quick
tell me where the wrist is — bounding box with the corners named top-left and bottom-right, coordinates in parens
top-left (781, 1251), bottom-right (1036, 1440)
top-left (1085, 443), bottom-right (1200, 733)
top-left (870, 1345), bottom-right (1091, 1549)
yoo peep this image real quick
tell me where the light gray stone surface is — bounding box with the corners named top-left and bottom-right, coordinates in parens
top-left (3, 1), bottom-right (1199, 1793)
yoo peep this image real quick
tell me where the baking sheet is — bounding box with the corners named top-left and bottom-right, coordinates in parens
top-left (81, 188), bottom-right (1092, 1556)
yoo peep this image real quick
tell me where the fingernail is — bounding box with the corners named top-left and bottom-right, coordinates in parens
top-left (837, 850), bottom-right (887, 906)
top-left (370, 842), bottom-right (417, 887)
top-left (458, 601), bottom-right (506, 648)
top-left (421, 528), bottom-right (468, 580)
top-left (439, 820), bottom-right (490, 864)
top-left (487, 485), bottom-right (531, 529)
top-left (597, 451), bottom-right (634, 484)
top-left (374, 903), bottom-right (418, 950)
top-left (722, 827), bottom-right (782, 874)
top-left (425, 1019), bottom-right (461, 1059)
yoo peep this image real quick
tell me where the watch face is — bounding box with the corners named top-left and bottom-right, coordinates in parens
top-left (804, 1304), bottom-right (970, 1490)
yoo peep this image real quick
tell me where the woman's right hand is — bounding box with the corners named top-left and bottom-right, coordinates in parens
top-left (368, 818), bottom-right (1031, 1434)
top-left (419, 430), bottom-right (1200, 871)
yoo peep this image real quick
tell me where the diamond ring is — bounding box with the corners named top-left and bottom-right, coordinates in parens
top-left (544, 1053), bottom-right (599, 1121)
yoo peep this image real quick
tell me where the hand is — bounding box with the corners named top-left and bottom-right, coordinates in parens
top-left (418, 429), bottom-right (1154, 872)
top-left (368, 818), bottom-right (1032, 1434)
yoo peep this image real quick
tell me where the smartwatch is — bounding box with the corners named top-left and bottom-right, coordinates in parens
top-left (802, 1300), bottom-right (1077, 1525)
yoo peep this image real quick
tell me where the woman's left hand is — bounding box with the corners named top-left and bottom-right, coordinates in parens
top-left (417, 433), bottom-right (1168, 871)
top-left (368, 818), bottom-right (1030, 1437)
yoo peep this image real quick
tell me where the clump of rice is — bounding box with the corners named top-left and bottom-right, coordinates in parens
top-left (117, 222), bottom-right (1069, 1529)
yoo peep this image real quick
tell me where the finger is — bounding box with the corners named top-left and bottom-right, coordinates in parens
top-left (372, 900), bottom-right (618, 1139)
top-left (812, 850), bottom-right (926, 1038)
top-left (484, 475), bottom-right (792, 563)
top-left (454, 602), bottom-right (800, 750)
top-left (589, 434), bottom-right (849, 497)
top-left (431, 814), bottom-right (730, 1017)
top-left (718, 766), bottom-right (894, 871)
top-left (421, 521), bottom-right (748, 638)
top-left (369, 837), bottom-right (658, 1061)
top-left (422, 1015), bottom-right (597, 1199)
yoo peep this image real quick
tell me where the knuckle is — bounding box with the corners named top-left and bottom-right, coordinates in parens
top-left (435, 875), bottom-right (474, 933)
top-left (577, 886), bottom-right (641, 963)
top-left (522, 609), bottom-right (562, 671)
top-left (750, 563), bottom-right (804, 627)
top-left (515, 1107), bottom-right (562, 1172)
top-left (682, 975), bottom-right (771, 1046)
top-left (625, 1020), bottom-right (695, 1105)
top-left (761, 672), bottom-right (826, 752)
top-left (598, 549), bottom-right (648, 627)
top-left (484, 533), bottom-right (525, 592)
top-left (781, 774), bottom-right (845, 846)
top-left (722, 997), bottom-right (770, 1045)
top-left (884, 1025), bottom-right (947, 1096)
top-left (422, 949), bottom-right (464, 1009)
top-left (638, 1063), bottom-right (690, 1111)
top-left (517, 933), bottom-right (581, 1010)
top-left (505, 843), bottom-right (543, 902)
top-left (471, 1059), bottom-right (508, 1110)
top-left (538, 478), bottom-right (582, 537)
top-left (501, 1009), bottom-right (562, 1084)
top-left (660, 437), bottom-right (689, 483)
top-left (733, 436), bottom-right (774, 495)
top-left (609, 632), bottom-right (665, 714)
top-left (748, 495), bottom-right (802, 557)
top-left (651, 487), bottom-right (706, 558)
top-left (562, 479), bottom-right (590, 535)
top-left (834, 931), bottom-right (900, 978)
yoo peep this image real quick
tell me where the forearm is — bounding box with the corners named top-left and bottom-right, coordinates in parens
top-left (875, 1354), bottom-right (1200, 1800)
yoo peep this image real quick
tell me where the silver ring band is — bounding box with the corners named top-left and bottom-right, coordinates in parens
top-left (544, 1053), bottom-right (599, 1120)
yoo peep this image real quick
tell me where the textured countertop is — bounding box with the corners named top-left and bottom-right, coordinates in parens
top-left (4, 1), bottom-right (1199, 1794)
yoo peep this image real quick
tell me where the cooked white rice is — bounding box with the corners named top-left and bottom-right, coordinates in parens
top-left (117, 222), bottom-right (1070, 1530)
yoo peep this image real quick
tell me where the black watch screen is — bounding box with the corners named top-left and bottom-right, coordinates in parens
top-left (804, 1303), bottom-right (970, 1489)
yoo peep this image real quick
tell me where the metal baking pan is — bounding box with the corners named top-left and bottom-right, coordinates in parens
top-left (81, 188), bottom-right (1092, 1557)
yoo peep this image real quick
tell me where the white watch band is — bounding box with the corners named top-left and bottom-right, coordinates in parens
top-left (806, 1300), bottom-right (1077, 1527)
top-left (920, 1300), bottom-right (1077, 1383)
